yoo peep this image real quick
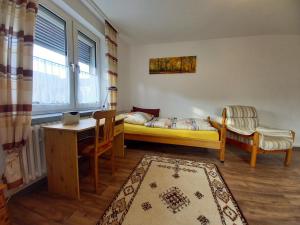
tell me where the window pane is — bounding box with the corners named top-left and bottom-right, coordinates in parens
top-left (77, 32), bottom-right (100, 105)
top-left (33, 6), bottom-right (69, 105)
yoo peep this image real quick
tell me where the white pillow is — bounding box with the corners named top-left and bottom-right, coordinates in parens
top-left (174, 118), bottom-right (216, 131)
top-left (123, 112), bottom-right (154, 125)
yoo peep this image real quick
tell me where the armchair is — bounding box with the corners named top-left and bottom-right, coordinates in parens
top-left (222, 105), bottom-right (295, 167)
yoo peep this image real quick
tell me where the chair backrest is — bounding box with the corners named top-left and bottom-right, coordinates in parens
top-left (93, 110), bottom-right (116, 148)
top-left (224, 105), bottom-right (259, 129)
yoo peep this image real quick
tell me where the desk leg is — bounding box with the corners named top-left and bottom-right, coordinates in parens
top-left (44, 129), bottom-right (80, 200)
top-left (113, 132), bottom-right (125, 158)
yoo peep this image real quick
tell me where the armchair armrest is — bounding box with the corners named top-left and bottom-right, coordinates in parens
top-left (208, 116), bottom-right (224, 130)
top-left (256, 127), bottom-right (294, 139)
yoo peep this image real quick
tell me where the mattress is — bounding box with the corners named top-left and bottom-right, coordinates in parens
top-left (124, 123), bottom-right (219, 141)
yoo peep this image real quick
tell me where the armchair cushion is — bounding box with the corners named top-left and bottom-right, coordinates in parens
top-left (227, 131), bottom-right (294, 150)
top-left (227, 125), bottom-right (255, 135)
top-left (227, 130), bottom-right (252, 144)
top-left (259, 135), bottom-right (293, 150)
top-left (226, 118), bottom-right (259, 130)
top-left (256, 126), bottom-right (294, 151)
top-left (225, 105), bottom-right (257, 118)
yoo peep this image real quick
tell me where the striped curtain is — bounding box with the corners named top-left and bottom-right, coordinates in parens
top-left (0, 0), bottom-right (38, 189)
top-left (105, 21), bottom-right (118, 110)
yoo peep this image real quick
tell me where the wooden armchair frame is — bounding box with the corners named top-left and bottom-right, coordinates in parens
top-left (221, 108), bottom-right (295, 167)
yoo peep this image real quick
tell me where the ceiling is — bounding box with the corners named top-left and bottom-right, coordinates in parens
top-left (95, 0), bottom-right (300, 44)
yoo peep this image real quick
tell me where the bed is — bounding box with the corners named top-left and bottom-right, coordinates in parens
top-left (123, 114), bottom-right (227, 162)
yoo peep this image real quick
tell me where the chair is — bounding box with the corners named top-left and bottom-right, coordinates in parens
top-left (80, 110), bottom-right (116, 192)
top-left (221, 105), bottom-right (295, 167)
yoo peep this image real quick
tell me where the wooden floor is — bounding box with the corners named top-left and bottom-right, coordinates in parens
top-left (8, 142), bottom-right (300, 225)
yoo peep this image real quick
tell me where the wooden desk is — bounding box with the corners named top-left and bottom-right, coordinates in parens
top-left (43, 116), bottom-right (124, 200)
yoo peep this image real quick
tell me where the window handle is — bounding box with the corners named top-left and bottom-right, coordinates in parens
top-left (70, 63), bottom-right (75, 72)
top-left (76, 64), bottom-right (80, 73)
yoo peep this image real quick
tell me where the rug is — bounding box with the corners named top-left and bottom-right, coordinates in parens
top-left (98, 155), bottom-right (248, 225)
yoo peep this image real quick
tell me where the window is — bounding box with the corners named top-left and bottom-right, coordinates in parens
top-left (33, 5), bottom-right (101, 114)
top-left (76, 32), bottom-right (100, 106)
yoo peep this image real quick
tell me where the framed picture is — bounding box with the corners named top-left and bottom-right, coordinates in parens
top-left (149, 56), bottom-right (196, 74)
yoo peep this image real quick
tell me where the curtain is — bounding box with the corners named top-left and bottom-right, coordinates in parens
top-left (105, 21), bottom-right (118, 110)
top-left (0, 0), bottom-right (38, 189)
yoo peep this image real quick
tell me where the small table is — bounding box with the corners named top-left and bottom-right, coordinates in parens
top-left (43, 116), bottom-right (124, 200)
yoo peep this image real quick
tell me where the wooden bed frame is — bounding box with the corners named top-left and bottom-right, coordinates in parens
top-left (124, 117), bottom-right (227, 162)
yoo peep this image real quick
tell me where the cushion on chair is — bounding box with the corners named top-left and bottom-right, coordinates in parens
top-left (227, 131), bottom-right (253, 144)
top-left (225, 106), bottom-right (258, 135)
top-left (227, 130), bottom-right (294, 150)
top-left (226, 118), bottom-right (259, 131)
top-left (225, 105), bottom-right (257, 118)
top-left (226, 125), bottom-right (255, 135)
top-left (259, 135), bottom-right (293, 150)
top-left (225, 106), bottom-right (294, 151)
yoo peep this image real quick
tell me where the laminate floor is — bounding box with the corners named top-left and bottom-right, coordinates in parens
top-left (8, 142), bottom-right (300, 225)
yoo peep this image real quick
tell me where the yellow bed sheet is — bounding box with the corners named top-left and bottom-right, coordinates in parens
top-left (124, 123), bottom-right (219, 141)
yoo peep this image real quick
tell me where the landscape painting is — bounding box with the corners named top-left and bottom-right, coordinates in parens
top-left (149, 56), bottom-right (196, 74)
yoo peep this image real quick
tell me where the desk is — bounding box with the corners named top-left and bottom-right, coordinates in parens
top-left (43, 116), bottom-right (124, 200)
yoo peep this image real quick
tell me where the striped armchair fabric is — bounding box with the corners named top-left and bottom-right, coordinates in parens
top-left (225, 105), bottom-right (257, 118)
top-left (225, 105), bottom-right (258, 135)
top-left (223, 105), bottom-right (295, 167)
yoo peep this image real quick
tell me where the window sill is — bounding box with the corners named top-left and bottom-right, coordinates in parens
top-left (31, 110), bottom-right (95, 125)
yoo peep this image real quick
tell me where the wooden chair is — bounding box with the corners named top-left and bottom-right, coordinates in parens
top-left (80, 110), bottom-right (116, 192)
top-left (221, 106), bottom-right (295, 167)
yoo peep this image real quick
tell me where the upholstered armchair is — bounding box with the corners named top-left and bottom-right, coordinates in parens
top-left (221, 105), bottom-right (295, 167)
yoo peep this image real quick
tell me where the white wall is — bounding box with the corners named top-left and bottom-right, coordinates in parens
top-left (119, 35), bottom-right (300, 145)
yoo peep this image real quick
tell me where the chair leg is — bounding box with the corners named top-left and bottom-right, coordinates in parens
top-left (89, 157), bottom-right (94, 184)
top-left (250, 148), bottom-right (257, 168)
top-left (94, 156), bottom-right (99, 193)
top-left (250, 132), bottom-right (259, 168)
top-left (219, 146), bottom-right (225, 163)
top-left (219, 126), bottom-right (226, 163)
top-left (285, 149), bottom-right (293, 166)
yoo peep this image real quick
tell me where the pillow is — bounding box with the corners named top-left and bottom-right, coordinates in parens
top-left (144, 117), bottom-right (216, 131)
top-left (123, 112), bottom-right (154, 125)
top-left (173, 118), bottom-right (216, 131)
top-left (132, 106), bottom-right (160, 117)
top-left (144, 117), bottom-right (173, 128)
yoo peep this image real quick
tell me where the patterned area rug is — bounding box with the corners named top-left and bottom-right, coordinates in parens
top-left (97, 155), bottom-right (248, 225)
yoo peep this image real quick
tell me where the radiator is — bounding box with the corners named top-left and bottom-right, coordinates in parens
top-left (19, 122), bottom-right (59, 187)
top-left (9, 118), bottom-right (89, 195)
top-left (20, 125), bottom-right (45, 184)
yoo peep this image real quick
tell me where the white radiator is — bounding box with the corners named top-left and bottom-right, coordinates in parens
top-left (9, 122), bottom-right (59, 195)
top-left (21, 124), bottom-right (47, 184)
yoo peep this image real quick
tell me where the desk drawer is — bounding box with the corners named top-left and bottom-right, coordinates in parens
top-left (0, 207), bottom-right (10, 225)
top-left (114, 124), bottom-right (124, 136)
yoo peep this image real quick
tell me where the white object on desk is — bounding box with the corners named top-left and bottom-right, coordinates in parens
top-left (62, 111), bottom-right (80, 125)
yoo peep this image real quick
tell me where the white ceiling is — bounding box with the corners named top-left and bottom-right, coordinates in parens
top-left (95, 0), bottom-right (300, 44)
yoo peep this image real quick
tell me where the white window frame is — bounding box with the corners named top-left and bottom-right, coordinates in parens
top-left (32, 1), bottom-right (102, 115)
top-left (73, 22), bottom-right (101, 110)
